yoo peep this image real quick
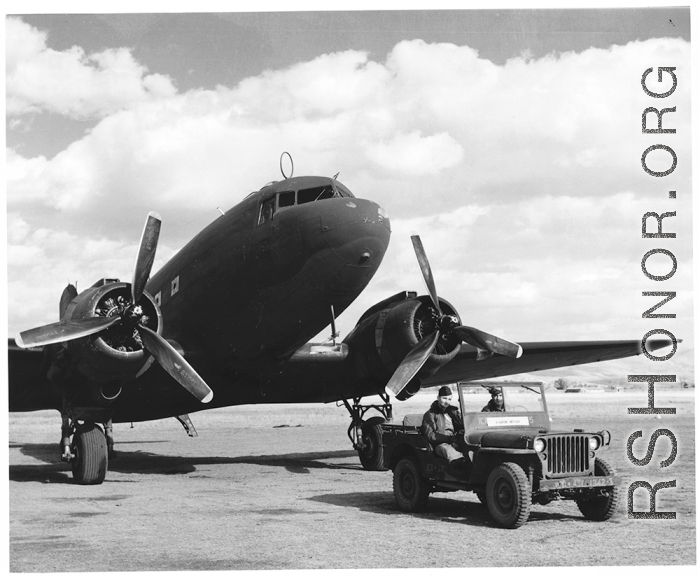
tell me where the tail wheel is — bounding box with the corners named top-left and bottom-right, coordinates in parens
top-left (393, 456), bottom-right (430, 512)
top-left (486, 462), bottom-right (531, 529)
top-left (358, 418), bottom-right (387, 471)
top-left (71, 423), bottom-right (108, 485)
top-left (576, 457), bottom-right (620, 521)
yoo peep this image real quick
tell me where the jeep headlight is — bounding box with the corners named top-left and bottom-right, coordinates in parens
top-left (589, 436), bottom-right (600, 450)
top-left (534, 438), bottom-right (546, 452)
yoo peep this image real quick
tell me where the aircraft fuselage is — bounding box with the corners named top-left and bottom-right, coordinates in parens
top-left (106, 176), bottom-right (391, 420)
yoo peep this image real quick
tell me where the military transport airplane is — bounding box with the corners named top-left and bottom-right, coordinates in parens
top-left (8, 161), bottom-right (671, 484)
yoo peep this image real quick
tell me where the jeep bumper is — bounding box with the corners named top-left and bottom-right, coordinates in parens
top-left (539, 475), bottom-right (621, 491)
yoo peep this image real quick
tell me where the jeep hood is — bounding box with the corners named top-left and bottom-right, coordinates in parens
top-left (465, 428), bottom-right (594, 449)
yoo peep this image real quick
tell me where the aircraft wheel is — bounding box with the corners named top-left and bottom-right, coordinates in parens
top-left (576, 457), bottom-right (620, 521)
top-left (358, 418), bottom-right (387, 471)
top-left (393, 456), bottom-right (429, 512)
top-left (486, 462), bottom-right (531, 529)
top-left (71, 423), bottom-right (108, 485)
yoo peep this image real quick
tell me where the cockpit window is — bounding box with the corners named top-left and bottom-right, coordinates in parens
top-left (298, 185), bottom-right (335, 204)
top-left (334, 182), bottom-right (355, 198)
top-left (259, 183), bottom-right (341, 224)
top-left (258, 197), bottom-right (276, 224)
top-left (278, 191), bottom-right (295, 207)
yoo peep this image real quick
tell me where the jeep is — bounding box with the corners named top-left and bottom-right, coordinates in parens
top-left (380, 381), bottom-right (621, 529)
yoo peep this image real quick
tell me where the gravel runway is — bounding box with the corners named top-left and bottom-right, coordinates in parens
top-left (8, 391), bottom-right (696, 571)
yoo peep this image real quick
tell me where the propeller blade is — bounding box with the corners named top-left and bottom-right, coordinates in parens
top-left (410, 235), bottom-right (442, 315)
top-left (132, 211), bottom-right (162, 304)
top-left (453, 325), bottom-right (523, 359)
top-left (386, 330), bottom-right (440, 396)
top-left (138, 325), bottom-right (213, 403)
top-left (59, 284), bottom-right (78, 320)
top-left (15, 316), bottom-right (122, 349)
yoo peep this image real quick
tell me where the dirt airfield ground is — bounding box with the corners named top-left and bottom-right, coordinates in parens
top-left (8, 389), bottom-right (696, 571)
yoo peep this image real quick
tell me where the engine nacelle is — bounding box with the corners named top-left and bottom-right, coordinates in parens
top-left (344, 292), bottom-right (461, 396)
top-left (62, 280), bottom-right (162, 386)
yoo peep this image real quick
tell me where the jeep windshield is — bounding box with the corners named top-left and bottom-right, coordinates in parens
top-left (457, 381), bottom-right (550, 431)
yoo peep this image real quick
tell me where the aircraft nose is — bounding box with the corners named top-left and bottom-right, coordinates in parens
top-left (321, 199), bottom-right (391, 267)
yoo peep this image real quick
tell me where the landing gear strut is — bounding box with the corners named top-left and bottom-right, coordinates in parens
top-left (341, 393), bottom-right (392, 471)
top-left (104, 418), bottom-right (116, 459)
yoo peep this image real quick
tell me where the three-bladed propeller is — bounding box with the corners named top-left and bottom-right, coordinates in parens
top-left (15, 212), bottom-right (213, 404)
top-left (386, 235), bottom-right (523, 397)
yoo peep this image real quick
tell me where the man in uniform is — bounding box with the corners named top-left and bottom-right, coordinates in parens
top-left (422, 386), bottom-right (468, 473)
top-left (481, 386), bottom-right (506, 412)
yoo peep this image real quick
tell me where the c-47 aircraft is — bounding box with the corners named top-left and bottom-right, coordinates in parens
top-left (9, 161), bottom-right (670, 484)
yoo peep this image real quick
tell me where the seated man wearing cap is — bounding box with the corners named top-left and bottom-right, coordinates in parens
top-left (421, 386), bottom-right (469, 474)
top-left (481, 386), bottom-right (506, 412)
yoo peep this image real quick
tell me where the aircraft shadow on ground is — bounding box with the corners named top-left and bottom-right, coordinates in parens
top-left (10, 443), bottom-right (588, 526)
top-left (308, 492), bottom-right (583, 527)
top-left (9, 442), bottom-right (360, 483)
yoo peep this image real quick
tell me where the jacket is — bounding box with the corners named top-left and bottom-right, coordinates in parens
top-left (481, 400), bottom-right (505, 412)
top-left (421, 400), bottom-right (464, 447)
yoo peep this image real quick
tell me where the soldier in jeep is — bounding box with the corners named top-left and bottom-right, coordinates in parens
top-left (481, 386), bottom-right (506, 412)
top-left (421, 386), bottom-right (469, 473)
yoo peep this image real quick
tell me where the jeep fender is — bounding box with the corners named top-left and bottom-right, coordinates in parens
top-left (388, 443), bottom-right (422, 471)
top-left (470, 450), bottom-right (539, 486)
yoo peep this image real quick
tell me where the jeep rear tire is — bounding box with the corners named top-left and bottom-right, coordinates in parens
top-left (393, 456), bottom-right (429, 512)
top-left (576, 457), bottom-right (620, 521)
top-left (358, 418), bottom-right (387, 471)
top-left (486, 462), bottom-right (531, 529)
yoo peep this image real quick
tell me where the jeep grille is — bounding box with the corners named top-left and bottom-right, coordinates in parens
top-left (545, 435), bottom-right (591, 477)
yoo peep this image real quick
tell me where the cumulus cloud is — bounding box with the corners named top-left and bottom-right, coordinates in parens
top-left (6, 17), bottom-right (177, 119)
top-left (6, 149), bottom-right (52, 203)
top-left (7, 34), bottom-right (691, 221)
top-left (235, 50), bottom-right (388, 120)
top-left (368, 131), bottom-right (464, 175)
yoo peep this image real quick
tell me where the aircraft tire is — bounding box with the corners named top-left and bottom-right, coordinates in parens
top-left (576, 457), bottom-right (620, 521)
top-left (71, 423), bottom-right (108, 485)
top-left (486, 462), bottom-right (531, 529)
top-left (358, 418), bottom-right (387, 471)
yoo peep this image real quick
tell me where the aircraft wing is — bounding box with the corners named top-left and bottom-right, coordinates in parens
top-left (420, 339), bottom-right (657, 386)
top-left (7, 339), bottom-right (58, 412)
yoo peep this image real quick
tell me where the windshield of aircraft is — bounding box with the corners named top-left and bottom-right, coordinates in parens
top-left (258, 182), bottom-right (353, 224)
top-left (459, 383), bottom-right (546, 414)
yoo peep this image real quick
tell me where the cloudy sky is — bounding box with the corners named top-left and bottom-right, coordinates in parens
top-left (5, 6), bottom-right (693, 382)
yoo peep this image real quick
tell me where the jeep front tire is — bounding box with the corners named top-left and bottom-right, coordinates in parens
top-left (576, 457), bottom-right (620, 521)
top-left (486, 462), bottom-right (531, 529)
